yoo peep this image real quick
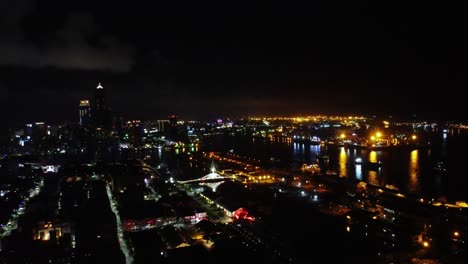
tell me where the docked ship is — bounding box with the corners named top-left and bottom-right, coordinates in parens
top-left (290, 129), bottom-right (322, 145)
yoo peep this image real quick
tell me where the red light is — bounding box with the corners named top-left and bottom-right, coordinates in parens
top-left (123, 220), bottom-right (136, 231)
top-left (232, 208), bottom-right (255, 222)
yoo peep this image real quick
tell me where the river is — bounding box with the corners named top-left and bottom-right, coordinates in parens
top-left (201, 128), bottom-right (468, 201)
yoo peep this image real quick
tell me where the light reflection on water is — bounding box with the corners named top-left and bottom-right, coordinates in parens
top-left (200, 129), bottom-right (468, 200)
top-left (333, 149), bottom-right (383, 185)
top-left (367, 170), bottom-right (379, 186)
top-left (408, 150), bottom-right (419, 193)
top-left (339, 147), bottom-right (347, 177)
top-left (355, 164), bottom-right (362, 180)
top-left (369, 151), bottom-right (378, 163)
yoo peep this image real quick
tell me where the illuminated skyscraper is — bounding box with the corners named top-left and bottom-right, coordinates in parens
top-left (95, 83), bottom-right (106, 113)
top-left (93, 82), bottom-right (112, 130)
top-left (79, 100), bottom-right (91, 127)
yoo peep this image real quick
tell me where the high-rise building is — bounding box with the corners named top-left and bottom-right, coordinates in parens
top-left (93, 82), bottom-right (112, 130)
top-left (79, 100), bottom-right (91, 127)
top-left (157, 120), bottom-right (169, 133)
top-left (95, 83), bottom-right (105, 113)
top-left (124, 120), bottom-right (143, 147)
top-left (30, 122), bottom-right (47, 152)
top-left (168, 115), bottom-right (178, 141)
top-left (166, 115), bottom-right (188, 142)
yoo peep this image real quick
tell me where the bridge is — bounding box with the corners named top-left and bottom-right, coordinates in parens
top-left (178, 172), bottom-right (231, 184)
top-left (198, 181), bottom-right (226, 192)
top-left (177, 165), bottom-right (241, 192)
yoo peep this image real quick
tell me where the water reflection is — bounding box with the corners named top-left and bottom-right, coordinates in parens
top-left (339, 147), bottom-right (347, 177)
top-left (355, 164), bottom-right (362, 180)
top-left (368, 170), bottom-right (379, 186)
top-left (369, 151), bottom-right (377, 163)
top-left (201, 131), bottom-right (468, 200)
top-left (310, 145), bottom-right (321, 155)
top-left (408, 150), bottom-right (420, 193)
top-left (293, 143), bottom-right (299, 152)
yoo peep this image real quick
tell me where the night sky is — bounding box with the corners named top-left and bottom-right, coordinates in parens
top-left (1, 0), bottom-right (467, 129)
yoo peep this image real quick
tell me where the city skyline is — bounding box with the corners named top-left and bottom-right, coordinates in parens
top-left (2, 2), bottom-right (468, 263)
top-left (1, 1), bottom-right (466, 128)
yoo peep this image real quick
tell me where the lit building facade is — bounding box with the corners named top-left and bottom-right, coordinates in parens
top-left (33, 220), bottom-right (74, 242)
top-left (79, 100), bottom-right (91, 127)
top-left (123, 120), bottom-right (143, 147)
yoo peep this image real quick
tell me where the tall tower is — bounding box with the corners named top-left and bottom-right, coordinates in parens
top-left (95, 83), bottom-right (106, 114)
top-left (93, 82), bottom-right (112, 130)
top-left (79, 100), bottom-right (91, 127)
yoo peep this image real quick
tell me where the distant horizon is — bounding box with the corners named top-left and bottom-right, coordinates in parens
top-left (2, 1), bottom-right (466, 134)
top-left (3, 111), bottom-right (465, 147)
top-left (2, 67), bottom-right (465, 128)
top-left (3, 112), bottom-right (466, 129)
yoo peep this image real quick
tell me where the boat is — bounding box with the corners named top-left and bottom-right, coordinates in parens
top-left (301, 163), bottom-right (321, 174)
top-left (292, 135), bottom-right (322, 145)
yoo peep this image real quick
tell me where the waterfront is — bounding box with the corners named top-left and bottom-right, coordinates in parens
top-left (168, 129), bottom-right (468, 263)
top-left (3, 121), bottom-right (468, 263)
top-left (201, 128), bottom-right (468, 201)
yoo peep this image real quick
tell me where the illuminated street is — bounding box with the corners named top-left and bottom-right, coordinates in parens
top-left (1, 179), bottom-right (43, 239)
top-left (106, 184), bottom-right (134, 264)
top-left (1, 2), bottom-right (468, 262)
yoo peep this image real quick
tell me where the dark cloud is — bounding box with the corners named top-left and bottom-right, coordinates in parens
top-left (0, 1), bottom-right (32, 35)
top-left (0, 1), bottom-right (135, 73)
